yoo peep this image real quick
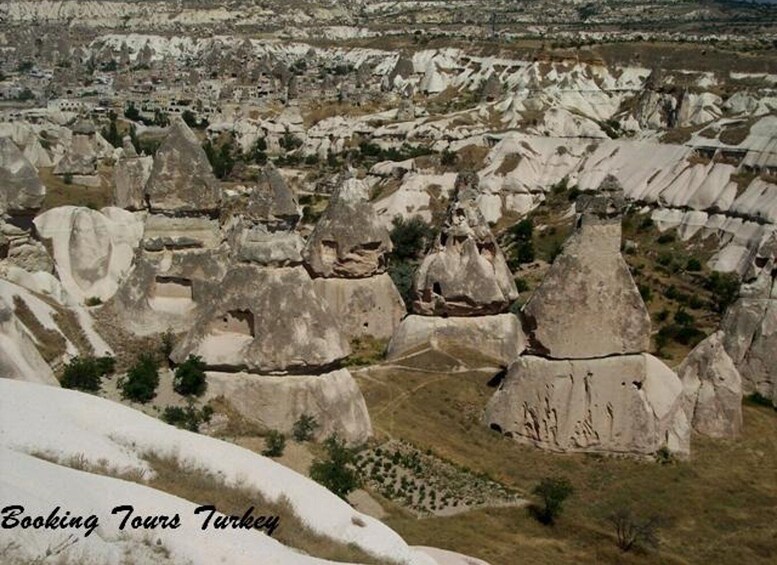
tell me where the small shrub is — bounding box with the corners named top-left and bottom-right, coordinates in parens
top-left (120, 353), bottom-right (159, 403)
top-left (389, 215), bottom-right (435, 261)
top-left (638, 216), bottom-right (654, 231)
top-left (262, 430), bottom-right (287, 457)
top-left (85, 296), bottom-right (102, 306)
top-left (515, 277), bottom-right (530, 293)
top-left (292, 414), bottom-right (320, 442)
top-left (657, 233), bottom-right (675, 244)
top-left (674, 308), bottom-right (694, 327)
top-left (63, 173), bottom-right (73, 185)
top-left (95, 355), bottom-right (116, 376)
top-left (655, 446), bottom-right (675, 465)
top-left (388, 260), bottom-right (417, 312)
top-left (162, 403), bottom-right (214, 432)
top-left (638, 284), bottom-right (652, 303)
top-left (686, 258), bottom-right (702, 272)
top-left (173, 355), bottom-right (207, 397)
top-left (160, 328), bottom-right (175, 360)
top-left (531, 477), bottom-right (574, 525)
top-left (608, 508), bottom-right (663, 552)
top-left (705, 271), bottom-right (740, 313)
top-left (60, 356), bottom-right (103, 392)
top-left (309, 435), bottom-right (360, 499)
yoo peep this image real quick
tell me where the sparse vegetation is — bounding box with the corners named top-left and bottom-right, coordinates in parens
top-left (292, 414), bottom-right (320, 442)
top-left (60, 355), bottom-right (116, 392)
top-left (173, 355), bottom-right (207, 397)
top-left (608, 508), bottom-right (663, 553)
top-left (120, 353), bottom-right (160, 403)
top-left (262, 430), bottom-right (287, 457)
top-left (161, 403), bottom-right (214, 432)
top-left (530, 477), bottom-right (574, 525)
top-left (309, 435), bottom-right (360, 500)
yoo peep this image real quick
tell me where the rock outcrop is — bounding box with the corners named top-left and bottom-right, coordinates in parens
top-left (413, 172), bottom-right (518, 316)
top-left (172, 265), bottom-right (349, 374)
top-left (486, 354), bottom-right (690, 456)
top-left (113, 139), bottom-right (152, 210)
top-left (387, 313), bottom-right (525, 367)
top-left (303, 175), bottom-right (404, 341)
top-left (313, 273), bottom-right (405, 341)
top-left (303, 176), bottom-right (392, 279)
top-left (0, 137), bottom-right (45, 215)
top-left (34, 206), bottom-right (144, 304)
top-left (678, 331), bottom-right (743, 438)
top-left (204, 369), bottom-right (372, 445)
top-left (0, 294), bottom-right (57, 385)
top-left (521, 184), bottom-right (650, 358)
top-left (144, 119), bottom-right (220, 214)
top-left (486, 186), bottom-right (690, 459)
top-left (720, 255), bottom-right (777, 403)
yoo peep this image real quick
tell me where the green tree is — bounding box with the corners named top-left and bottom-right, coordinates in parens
top-left (121, 353), bottom-right (159, 403)
top-left (292, 414), bottom-right (319, 442)
top-left (389, 215), bottom-right (435, 261)
top-left (309, 435), bottom-right (360, 499)
top-left (705, 271), bottom-right (740, 313)
top-left (124, 102), bottom-right (140, 121)
top-left (262, 430), bottom-right (287, 457)
top-left (60, 356), bottom-right (113, 392)
top-left (531, 477), bottom-right (574, 525)
top-left (173, 355), bottom-right (207, 397)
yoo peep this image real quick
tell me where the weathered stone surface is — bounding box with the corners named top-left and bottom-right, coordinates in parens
top-left (246, 165), bottom-right (300, 228)
top-left (204, 369), bottom-right (372, 445)
top-left (144, 119), bottom-right (220, 214)
top-left (396, 99), bottom-right (415, 121)
top-left (413, 173), bottom-right (518, 316)
top-left (387, 313), bottom-right (525, 367)
top-left (485, 354), bottom-right (690, 458)
top-left (142, 214), bottom-right (221, 251)
top-left (0, 294), bottom-right (57, 385)
top-left (0, 137), bottom-right (45, 214)
top-left (313, 273), bottom-right (405, 341)
top-left (172, 265), bottom-right (350, 373)
top-left (108, 246), bottom-right (229, 336)
top-left (303, 177), bottom-right (392, 278)
top-left (679, 331), bottom-right (743, 438)
top-left (521, 195), bottom-right (650, 358)
top-left (34, 206), bottom-right (144, 303)
top-left (235, 223), bottom-right (304, 267)
top-left (53, 132), bottom-right (98, 176)
top-left (721, 261), bottom-right (777, 402)
top-left (113, 154), bottom-right (152, 211)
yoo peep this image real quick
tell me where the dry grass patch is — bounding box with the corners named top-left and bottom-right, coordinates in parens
top-left (39, 167), bottom-right (113, 211)
top-left (12, 296), bottom-right (67, 364)
top-left (355, 365), bottom-right (777, 565)
top-left (495, 153), bottom-right (521, 176)
top-left (455, 145), bottom-right (489, 171)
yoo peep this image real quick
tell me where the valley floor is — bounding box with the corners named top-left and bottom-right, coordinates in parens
top-left (352, 363), bottom-right (777, 564)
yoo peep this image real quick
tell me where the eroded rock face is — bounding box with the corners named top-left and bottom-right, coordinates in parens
top-left (303, 177), bottom-right (392, 279)
top-left (172, 265), bottom-right (350, 374)
top-left (485, 354), bottom-right (690, 458)
top-left (387, 313), bottom-right (525, 367)
top-left (0, 137), bottom-right (45, 214)
top-left (521, 193), bottom-right (650, 358)
top-left (721, 260), bottom-right (777, 402)
top-left (144, 119), bottom-right (220, 214)
top-left (142, 215), bottom-right (221, 251)
top-left (204, 369), bottom-right (372, 445)
top-left (413, 173), bottom-right (517, 316)
top-left (108, 246), bottom-right (229, 336)
top-left (0, 295), bottom-right (57, 385)
top-left (34, 206), bottom-right (144, 303)
top-left (313, 273), bottom-right (405, 341)
top-left (234, 223), bottom-right (304, 267)
top-left (113, 153), bottom-right (152, 211)
top-left (679, 331), bottom-right (743, 438)
top-left (246, 165), bottom-right (300, 228)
